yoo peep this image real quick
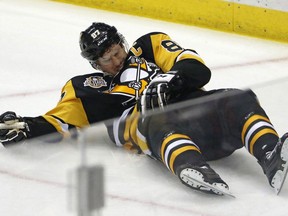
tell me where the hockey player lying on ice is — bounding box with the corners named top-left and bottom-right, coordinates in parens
top-left (0, 22), bottom-right (287, 196)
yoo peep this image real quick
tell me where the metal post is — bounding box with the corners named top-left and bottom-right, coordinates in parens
top-left (76, 130), bottom-right (104, 216)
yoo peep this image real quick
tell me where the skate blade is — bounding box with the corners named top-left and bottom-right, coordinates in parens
top-left (273, 139), bottom-right (288, 195)
top-left (180, 169), bottom-right (235, 198)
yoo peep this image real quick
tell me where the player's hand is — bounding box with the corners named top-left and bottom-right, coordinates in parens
top-left (0, 111), bottom-right (29, 147)
top-left (140, 71), bottom-right (183, 114)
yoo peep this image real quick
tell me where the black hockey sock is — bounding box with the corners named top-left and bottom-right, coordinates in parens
top-left (173, 150), bottom-right (207, 173)
top-left (251, 134), bottom-right (279, 161)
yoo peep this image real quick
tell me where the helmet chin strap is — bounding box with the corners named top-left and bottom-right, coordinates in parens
top-left (90, 61), bottom-right (101, 70)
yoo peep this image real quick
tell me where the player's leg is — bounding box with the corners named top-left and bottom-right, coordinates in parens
top-left (258, 133), bottom-right (288, 194)
top-left (145, 111), bottom-right (231, 196)
top-left (221, 89), bottom-right (288, 194)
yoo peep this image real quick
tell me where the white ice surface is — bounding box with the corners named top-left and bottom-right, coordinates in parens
top-left (1, 0), bottom-right (288, 215)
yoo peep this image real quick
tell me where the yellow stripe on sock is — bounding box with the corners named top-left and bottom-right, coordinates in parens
top-left (241, 114), bottom-right (271, 144)
top-left (169, 146), bottom-right (201, 174)
top-left (161, 134), bottom-right (190, 162)
top-left (249, 128), bottom-right (278, 155)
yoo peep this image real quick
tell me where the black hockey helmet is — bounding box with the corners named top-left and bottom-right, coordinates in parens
top-left (79, 22), bottom-right (124, 62)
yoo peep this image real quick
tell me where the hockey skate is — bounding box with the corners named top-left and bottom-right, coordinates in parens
top-left (176, 163), bottom-right (234, 197)
top-left (259, 133), bottom-right (288, 194)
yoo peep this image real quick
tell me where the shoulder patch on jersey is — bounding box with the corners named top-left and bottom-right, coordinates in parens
top-left (83, 76), bottom-right (107, 89)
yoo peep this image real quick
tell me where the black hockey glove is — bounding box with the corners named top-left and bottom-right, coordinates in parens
top-left (0, 111), bottom-right (29, 146)
top-left (140, 71), bottom-right (183, 114)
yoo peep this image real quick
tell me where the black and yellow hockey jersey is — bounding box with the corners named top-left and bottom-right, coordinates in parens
top-left (110, 32), bottom-right (280, 176)
top-left (128, 32), bottom-right (210, 90)
top-left (109, 31), bottom-right (211, 106)
top-left (24, 72), bottom-right (128, 139)
top-left (108, 32), bottom-right (211, 155)
top-left (25, 32), bottom-right (211, 142)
